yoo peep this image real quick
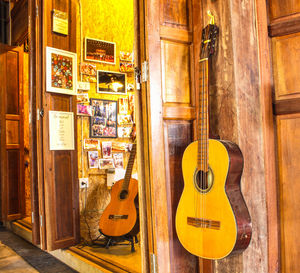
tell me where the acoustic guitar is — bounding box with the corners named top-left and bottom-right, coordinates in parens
top-left (99, 143), bottom-right (139, 237)
top-left (175, 21), bottom-right (252, 259)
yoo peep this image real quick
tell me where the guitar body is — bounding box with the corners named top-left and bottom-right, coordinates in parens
top-left (99, 178), bottom-right (139, 237)
top-left (176, 139), bottom-right (252, 259)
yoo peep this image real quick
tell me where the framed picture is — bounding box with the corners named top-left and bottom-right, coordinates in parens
top-left (90, 99), bottom-right (117, 138)
top-left (88, 151), bottom-right (99, 169)
top-left (84, 139), bottom-right (100, 150)
top-left (118, 126), bottom-right (133, 138)
top-left (120, 51), bottom-right (133, 62)
top-left (99, 158), bottom-right (115, 170)
top-left (118, 97), bottom-right (128, 114)
top-left (77, 93), bottom-right (89, 104)
top-left (77, 104), bottom-right (92, 116)
top-left (113, 153), bottom-right (124, 169)
top-left (46, 47), bottom-right (77, 95)
top-left (85, 37), bottom-right (116, 65)
top-left (97, 70), bottom-right (126, 95)
top-left (102, 141), bottom-right (112, 158)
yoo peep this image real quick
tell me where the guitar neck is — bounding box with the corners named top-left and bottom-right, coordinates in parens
top-left (122, 143), bottom-right (137, 190)
top-left (197, 58), bottom-right (209, 171)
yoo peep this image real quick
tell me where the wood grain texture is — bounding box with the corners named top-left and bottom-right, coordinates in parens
top-left (273, 97), bottom-right (300, 115)
top-left (269, 13), bottom-right (300, 37)
top-left (144, 0), bottom-right (197, 271)
top-left (272, 33), bottom-right (300, 100)
top-left (256, 0), bottom-right (280, 272)
top-left (161, 40), bottom-right (191, 104)
top-left (276, 114), bottom-right (300, 273)
top-left (164, 121), bottom-right (197, 272)
top-left (199, 0), bottom-right (268, 272)
top-left (40, 0), bottom-right (79, 251)
top-left (0, 45), bottom-right (25, 222)
top-left (161, 0), bottom-right (189, 29)
top-left (269, 0), bottom-right (300, 21)
top-left (11, 0), bottom-right (28, 46)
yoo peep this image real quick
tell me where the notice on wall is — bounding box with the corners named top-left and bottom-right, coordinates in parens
top-left (52, 9), bottom-right (68, 36)
top-left (49, 111), bottom-right (74, 150)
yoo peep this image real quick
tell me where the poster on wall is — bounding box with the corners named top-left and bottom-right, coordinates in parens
top-left (52, 9), bottom-right (68, 35)
top-left (90, 99), bottom-right (117, 138)
top-left (88, 151), bottom-right (99, 168)
top-left (97, 70), bottom-right (127, 95)
top-left (102, 141), bottom-right (112, 158)
top-left (85, 37), bottom-right (116, 65)
top-left (84, 139), bottom-right (100, 150)
top-left (99, 158), bottom-right (115, 169)
top-left (49, 111), bottom-right (74, 150)
top-left (46, 47), bottom-right (77, 95)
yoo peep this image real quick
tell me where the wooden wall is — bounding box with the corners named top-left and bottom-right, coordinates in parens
top-left (268, 1), bottom-right (300, 272)
top-left (199, 1), bottom-right (268, 272)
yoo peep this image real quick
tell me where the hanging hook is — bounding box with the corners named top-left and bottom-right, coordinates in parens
top-left (207, 10), bottom-right (215, 25)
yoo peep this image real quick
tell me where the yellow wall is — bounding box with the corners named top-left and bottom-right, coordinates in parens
top-left (76, 0), bottom-right (135, 241)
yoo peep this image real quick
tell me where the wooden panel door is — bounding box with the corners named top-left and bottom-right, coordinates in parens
top-left (140, 0), bottom-right (199, 272)
top-left (32, 0), bottom-right (79, 251)
top-left (0, 44), bottom-right (25, 221)
top-left (268, 1), bottom-right (300, 272)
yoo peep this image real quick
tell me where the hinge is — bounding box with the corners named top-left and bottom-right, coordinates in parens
top-left (36, 6), bottom-right (39, 17)
top-left (31, 212), bottom-right (34, 224)
top-left (40, 215), bottom-right (43, 227)
top-left (141, 61), bottom-right (148, 83)
top-left (134, 67), bottom-right (141, 90)
top-left (150, 253), bottom-right (157, 273)
top-left (37, 108), bottom-right (44, 120)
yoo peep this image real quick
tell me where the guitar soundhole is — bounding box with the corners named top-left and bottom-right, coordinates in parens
top-left (119, 190), bottom-right (128, 200)
top-left (194, 167), bottom-right (214, 193)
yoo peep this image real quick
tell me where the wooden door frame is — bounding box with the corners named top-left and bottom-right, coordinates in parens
top-left (28, 0), bottom-right (43, 246)
top-left (255, 0), bottom-right (280, 272)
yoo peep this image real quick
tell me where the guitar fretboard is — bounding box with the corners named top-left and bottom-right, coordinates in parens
top-left (197, 58), bottom-right (209, 172)
top-left (122, 143), bottom-right (137, 191)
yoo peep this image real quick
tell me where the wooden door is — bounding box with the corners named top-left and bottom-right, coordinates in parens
top-left (31, 0), bottom-right (79, 251)
top-left (139, 0), bottom-right (200, 272)
top-left (268, 1), bottom-right (300, 272)
top-left (0, 44), bottom-right (25, 221)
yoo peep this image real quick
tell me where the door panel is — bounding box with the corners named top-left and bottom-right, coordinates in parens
top-left (35, 0), bottom-right (79, 251)
top-left (272, 33), bottom-right (300, 100)
top-left (143, 0), bottom-right (198, 271)
top-left (268, 1), bottom-right (300, 272)
top-left (277, 114), bottom-right (300, 272)
top-left (0, 44), bottom-right (25, 221)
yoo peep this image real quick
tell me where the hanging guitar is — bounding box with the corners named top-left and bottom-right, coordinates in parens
top-left (99, 142), bottom-right (139, 238)
top-left (175, 19), bottom-right (252, 259)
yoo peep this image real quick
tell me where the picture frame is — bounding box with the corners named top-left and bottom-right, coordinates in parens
top-left (99, 158), bottom-right (115, 169)
top-left (85, 37), bottom-right (116, 65)
top-left (97, 70), bottom-right (127, 95)
top-left (113, 153), bottom-right (124, 169)
top-left (88, 151), bottom-right (99, 169)
top-left (77, 104), bottom-right (92, 116)
top-left (46, 46), bottom-right (77, 95)
top-left (84, 139), bottom-right (100, 150)
top-left (102, 141), bottom-right (112, 158)
top-left (90, 99), bottom-right (117, 138)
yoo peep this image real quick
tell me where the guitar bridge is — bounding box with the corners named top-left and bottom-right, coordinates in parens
top-left (109, 214), bottom-right (128, 220)
top-left (187, 217), bottom-right (220, 230)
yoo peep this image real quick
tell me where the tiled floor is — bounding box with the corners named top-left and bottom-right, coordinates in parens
top-left (0, 226), bottom-right (77, 273)
top-left (0, 242), bottom-right (38, 272)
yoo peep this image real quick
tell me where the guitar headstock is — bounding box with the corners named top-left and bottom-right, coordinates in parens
top-left (200, 21), bottom-right (219, 59)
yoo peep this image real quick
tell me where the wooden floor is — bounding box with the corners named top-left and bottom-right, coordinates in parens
top-left (73, 240), bottom-right (141, 273)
